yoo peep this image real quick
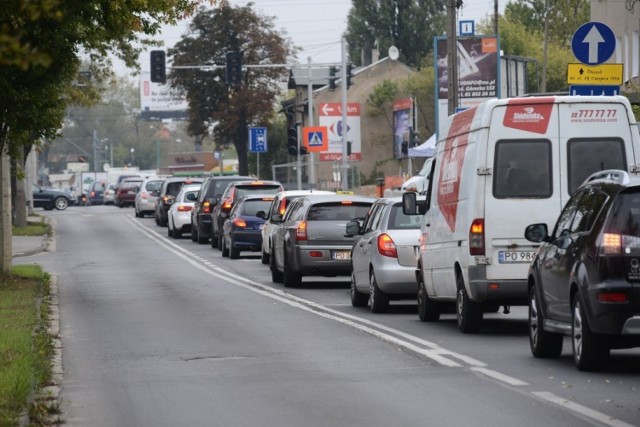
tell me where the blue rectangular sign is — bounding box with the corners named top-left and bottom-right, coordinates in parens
top-left (570, 85), bottom-right (620, 96)
top-left (248, 127), bottom-right (267, 153)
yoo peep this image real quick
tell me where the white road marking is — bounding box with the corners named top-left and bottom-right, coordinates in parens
top-left (532, 392), bottom-right (635, 427)
top-left (471, 367), bottom-right (529, 386)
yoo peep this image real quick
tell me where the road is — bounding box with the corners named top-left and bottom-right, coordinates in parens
top-left (22, 206), bottom-right (640, 427)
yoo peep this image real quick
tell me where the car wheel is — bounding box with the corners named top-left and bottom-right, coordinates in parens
top-left (217, 232), bottom-right (223, 251)
top-left (221, 236), bottom-right (229, 257)
top-left (172, 226), bottom-right (181, 239)
top-left (54, 197), bottom-right (68, 210)
top-left (197, 226), bottom-right (209, 244)
top-left (261, 247), bottom-right (270, 265)
top-left (44, 206), bottom-right (54, 211)
top-left (529, 283), bottom-right (563, 358)
top-left (456, 273), bottom-right (483, 334)
top-left (167, 223), bottom-right (173, 237)
top-left (283, 250), bottom-right (301, 288)
top-left (229, 239), bottom-right (240, 259)
top-left (270, 246), bottom-right (283, 283)
top-left (191, 225), bottom-right (198, 242)
top-left (155, 212), bottom-right (160, 226)
top-left (350, 271), bottom-right (368, 307)
top-left (417, 274), bottom-right (440, 322)
top-left (572, 295), bottom-right (610, 371)
top-left (369, 271), bottom-right (389, 313)
top-left (160, 214), bottom-right (167, 227)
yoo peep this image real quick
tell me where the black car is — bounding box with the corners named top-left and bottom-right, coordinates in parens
top-left (525, 169), bottom-right (640, 371)
top-left (190, 175), bottom-right (253, 244)
top-left (154, 177), bottom-right (205, 226)
top-left (211, 180), bottom-right (283, 249)
top-left (87, 181), bottom-right (106, 205)
top-left (32, 184), bottom-right (75, 210)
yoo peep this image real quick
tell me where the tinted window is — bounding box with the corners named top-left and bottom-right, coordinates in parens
top-left (238, 199), bottom-right (272, 216)
top-left (493, 140), bottom-right (552, 198)
top-left (307, 202), bottom-right (371, 221)
top-left (568, 139), bottom-right (626, 194)
top-left (167, 182), bottom-right (184, 196)
top-left (605, 189), bottom-right (640, 236)
top-left (122, 181), bottom-right (142, 190)
top-left (146, 180), bottom-right (163, 191)
top-left (553, 189), bottom-right (584, 237)
top-left (571, 188), bottom-right (608, 233)
top-left (236, 185), bottom-right (281, 198)
top-left (388, 204), bottom-right (422, 229)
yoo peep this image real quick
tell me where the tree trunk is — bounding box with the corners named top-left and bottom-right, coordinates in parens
top-left (13, 147), bottom-right (27, 228)
top-left (0, 148), bottom-right (12, 272)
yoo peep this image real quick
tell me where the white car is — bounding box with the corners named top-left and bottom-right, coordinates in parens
top-left (167, 183), bottom-right (202, 239)
top-left (259, 189), bottom-right (334, 264)
top-left (135, 177), bottom-right (164, 217)
top-left (102, 184), bottom-right (116, 205)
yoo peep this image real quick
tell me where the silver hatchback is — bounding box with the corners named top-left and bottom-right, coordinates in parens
top-left (347, 197), bottom-right (422, 313)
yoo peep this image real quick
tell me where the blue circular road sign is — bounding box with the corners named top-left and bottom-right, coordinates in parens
top-left (571, 21), bottom-right (616, 65)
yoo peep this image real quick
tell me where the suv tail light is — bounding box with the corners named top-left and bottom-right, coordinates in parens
top-left (203, 201), bottom-right (211, 214)
top-left (278, 198), bottom-right (287, 215)
top-left (295, 220), bottom-right (308, 241)
top-left (469, 218), bottom-right (485, 256)
top-left (222, 198), bottom-right (233, 211)
top-left (377, 233), bottom-right (397, 258)
top-left (233, 218), bottom-right (247, 228)
top-left (599, 233), bottom-right (640, 255)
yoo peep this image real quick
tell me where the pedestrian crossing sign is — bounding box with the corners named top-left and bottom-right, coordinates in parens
top-left (303, 126), bottom-right (328, 153)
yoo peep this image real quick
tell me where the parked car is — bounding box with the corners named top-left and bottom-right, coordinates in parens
top-left (167, 183), bottom-right (202, 239)
top-left (114, 178), bottom-right (143, 208)
top-left (525, 170), bottom-right (640, 371)
top-left (259, 190), bottom-right (334, 264)
top-left (190, 175), bottom-right (253, 244)
top-left (32, 184), bottom-right (75, 210)
top-left (87, 181), bottom-right (106, 205)
top-left (155, 177), bottom-right (205, 226)
top-left (221, 195), bottom-right (274, 259)
top-left (103, 184), bottom-right (116, 205)
top-left (347, 197), bottom-right (422, 313)
top-left (211, 180), bottom-right (283, 249)
top-left (135, 177), bottom-right (164, 218)
top-left (270, 194), bottom-right (375, 287)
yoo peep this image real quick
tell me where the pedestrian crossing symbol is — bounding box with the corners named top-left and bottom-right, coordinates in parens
top-left (302, 126), bottom-right (328, 153)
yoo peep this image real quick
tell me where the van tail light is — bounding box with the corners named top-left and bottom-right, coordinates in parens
top-left (599, 233), bottom-right (640, 256)
top-left (278, 198), bottom-right (287, 215)
top-left (469, 218), bottom-right (485, 256)
top-left (233, 218), bottom-right (247, 228)
top-left (378, 233), bottom-right (398, 258)
top-left (296, 220), bottom-right (308, 241)
top-left (177, 205), bottom-right (192, 212)
top-left (203, 201), bottom-right (211, 214)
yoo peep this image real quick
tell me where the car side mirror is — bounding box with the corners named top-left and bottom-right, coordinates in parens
top-left (402, 192), bottom-right (428, 215)
top-left (186, 193), bottom-right (197, 202)
top-left (524, 223), bottom-right (549, 243)
top-left (271, 213), bottom-right (283, 223)
top-left (256, 210), bottom-right (266, 219)
top-left (345, 219), bottom-right (361, 237)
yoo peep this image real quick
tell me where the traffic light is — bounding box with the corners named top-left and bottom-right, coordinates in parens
top-left (287, 127), bottom-right (298, 156)
top-left (329, 66), bottom-right (337, 91)
top-left (226, 51), bottom-right (243, 85)
top-left (150, 50), bottom-right (166, 84)
top-left (410, 127), bottom-right (420, 147)
top-left (401, 140), bottom-right (408, 157)
top-left (346, 63), bottom-right (353, 88)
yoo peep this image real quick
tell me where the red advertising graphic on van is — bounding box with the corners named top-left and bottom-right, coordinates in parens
top-left (503, 97), bottom-right (554, 134)
top-left (438, 108), bottom-right (475, 232)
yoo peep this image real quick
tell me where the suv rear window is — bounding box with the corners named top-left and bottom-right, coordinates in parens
top-left (568, 138), bottom-right (626, 194)
top-left (240, 199), bottom-right (273, 216)
top-left (167, 182), bottom-right (185, 196)
top-left (307, 202), bottom-right (371, 221)
top-left (235, 185), bottom-right (281, 198)
top-left (493, 140), bottom-right (552, 198)
top-left (606, 189), bottom-right (640, 237)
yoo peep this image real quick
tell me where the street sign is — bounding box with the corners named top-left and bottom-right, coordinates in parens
top-left (570, 85), bottom-right (621, 96)
top-left (459, 20), bottom-right (474, 36)
top-left (571, 21), bottom-right (616, 65)
top-left (567, 63), bottom-right (623, 85)
top-left (248, 126), bottom-right (267, 153)
top-left (302, 126), bottom-right (328, 153)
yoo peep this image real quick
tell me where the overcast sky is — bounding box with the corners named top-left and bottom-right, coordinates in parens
top-left (127, 0), bottom-right (506, 75)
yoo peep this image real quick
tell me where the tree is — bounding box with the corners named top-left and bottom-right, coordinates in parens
top-left (169, 2), bottom-right (297, 176)
top-left (344, 0), bottom-right (447, 68)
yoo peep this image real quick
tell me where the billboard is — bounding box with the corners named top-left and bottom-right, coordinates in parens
top-left (393, 98), bottom-right (414, 160)
top-left (318, 103), bottom-right (361, 161)
top-left (139, 70), bottom-right (188, 120)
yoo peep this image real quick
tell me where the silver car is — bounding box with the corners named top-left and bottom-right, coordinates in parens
top-left (135, 177), bottom-right (164, 217)
top-left (347, 197), bottom-right (422, 313)
top-left (270, 194), bottom-right (375, 288)
top-left (260, 190), bottom-right (334, 264)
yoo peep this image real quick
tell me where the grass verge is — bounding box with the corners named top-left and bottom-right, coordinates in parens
top-left (12, 217), bottom-right (48, 237)
top-left (0, 264), bottom-right (54, 425)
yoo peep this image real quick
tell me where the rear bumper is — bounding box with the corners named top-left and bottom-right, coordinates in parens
top-left (291, 245), bottom-right (353, 276)
top-left (230, 230), bottom-right (262, 250)
top-left (467, 265), bottom-right (528, 305)
top-left (375, 262), bottom-right (418, 295)
top-left (583, 281), bottom-right (640, 336)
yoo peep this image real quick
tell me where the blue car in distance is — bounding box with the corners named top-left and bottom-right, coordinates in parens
top-left (221, 195), bottom-right (274, 259)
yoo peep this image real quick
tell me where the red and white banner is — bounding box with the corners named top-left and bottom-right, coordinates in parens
top-left (318, 102), bottom-right (361, 161)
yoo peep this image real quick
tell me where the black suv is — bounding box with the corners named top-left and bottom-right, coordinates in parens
top-left (190, 175), bottom-right (253, 244)
top-left (525, 170), bottom-right (640, 371)
top-left (154, 177), bottom-right (205, 227)
top-left (211, 180), bottom-right (283, 249)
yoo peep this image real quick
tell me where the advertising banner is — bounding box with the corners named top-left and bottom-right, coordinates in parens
top-left (318, 103), bottom-right (361, 161)
top-left (393, 98), bottom-right (413, 160)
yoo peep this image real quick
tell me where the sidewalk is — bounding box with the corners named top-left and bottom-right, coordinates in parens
top-left (12, 216), bottom-right (53, 258)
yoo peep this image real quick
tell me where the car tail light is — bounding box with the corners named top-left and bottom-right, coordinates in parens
top-left (296, 220), bottom-right (308, 241)
top-left (163, 195), bottom-right (172, 203)
top-left (469, 218), bottom-right (485, 256)
top-left (341, 200), bottom-right (353, 205)
top-left (90, 191), bottom-right (96, 197)
top-left (233, 218), bottom-right (247, 228)
top-left (222, 198), bottom-right (233, 211)
top-left (203, 201), bottom-right (211, 214)
top-left (377, 233), bottom-right (397, 258)
top-left (177, 205), bottom-right (192, 212)
top-left (598, 292), bottom-right (628, 303)
top-left (141, 193), bottom-right (148, 200)
top-left (599, 233), bottom-right (640, 256)
top-left (278, 198), bottom-right (287, 215)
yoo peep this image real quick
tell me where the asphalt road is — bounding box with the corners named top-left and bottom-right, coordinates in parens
top-left (22, 206), bottom-right (640, 427)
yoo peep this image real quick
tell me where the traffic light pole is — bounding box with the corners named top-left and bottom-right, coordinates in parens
top-left (340, 37), bottom-right (349, 190)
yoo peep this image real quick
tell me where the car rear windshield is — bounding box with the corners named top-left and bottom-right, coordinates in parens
top-left (568, 139), bottom-right (626, 194)
top-left (236, 185), bottom-right (281, 198)
top-left (146, 180), bottom-right (163, 191)
top-left (167, 182), bottom-right (185, 196)
top-left (307, 202), bottom-right (371, 221)
top-left (92, 182), bottom-right (106, 191)
top-left (605, 188), bottom-right (640, 237)
top-left (388, 204), bottom-right (422, 229)
top-left (240, 199), bottom-right (273, 216)
top-left (121, 181), bottom-right (141, 190)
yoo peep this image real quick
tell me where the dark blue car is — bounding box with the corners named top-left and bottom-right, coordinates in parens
top-left (221, 195), bottom-right (274, 259)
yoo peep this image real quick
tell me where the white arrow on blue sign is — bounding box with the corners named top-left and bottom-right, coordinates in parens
top-left (248, 127), bottom-right (268, 153)
top-left (571, 21), bottom-right (616, 65)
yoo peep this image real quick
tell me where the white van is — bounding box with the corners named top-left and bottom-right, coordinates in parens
top-left (401, 158), bottom-right (433, 194)
top-left (404, 95), bottom-right (640, 333)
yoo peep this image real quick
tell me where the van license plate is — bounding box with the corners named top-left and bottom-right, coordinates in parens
top-left (499, 251), bottom-right (537, 263)
top-left (332, 251), bottom-right (351, 260)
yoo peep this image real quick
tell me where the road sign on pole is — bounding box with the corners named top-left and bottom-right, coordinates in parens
top-left (303, 126), bottom-right (328, 153)
top-left (571, 22), bottom-right (616, 65)
top-left (567, 63), bottom-right (623, 85)
top-left (248, 127), bottom-right (267, 153)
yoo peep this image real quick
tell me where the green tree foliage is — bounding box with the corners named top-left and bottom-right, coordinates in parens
top-left (169, 2), bottom-right (296, 176)
top-left (345, 0), bottom-right (447, 68)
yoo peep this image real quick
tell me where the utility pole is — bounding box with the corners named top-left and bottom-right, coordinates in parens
top-left (340, 37), bottom-right (349, 190)
top-left (93, 130), bottom-right (99, 173)
top-left (447, 0), bottom-right (460, 115)
top-left (307, 56), bottom-right (316, 187)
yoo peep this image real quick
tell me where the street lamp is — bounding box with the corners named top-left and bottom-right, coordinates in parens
top-left (130, 147), bottom-right (135, 166)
